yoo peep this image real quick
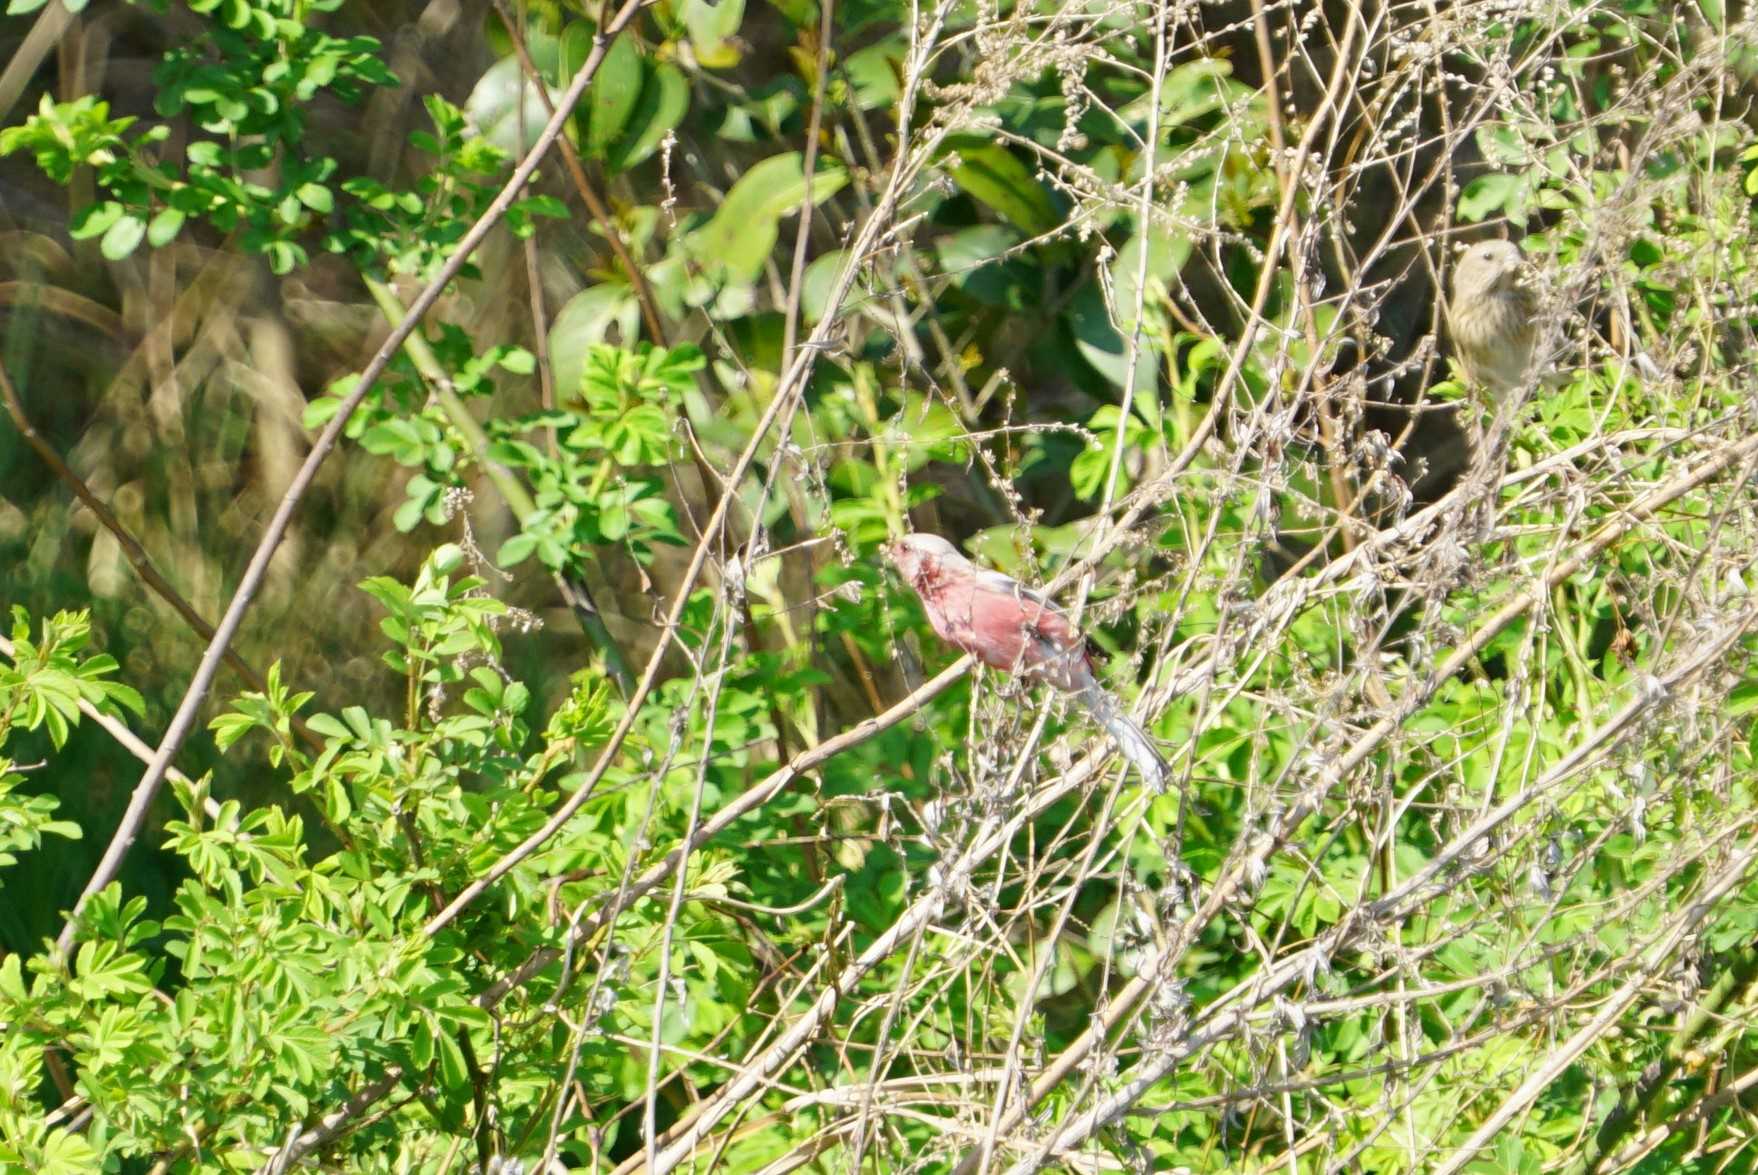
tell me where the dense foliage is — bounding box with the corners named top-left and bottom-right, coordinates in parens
top-left (3, 0), bottom-right (1758, 1170)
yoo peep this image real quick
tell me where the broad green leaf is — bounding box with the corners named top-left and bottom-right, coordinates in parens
top-left (100, 214), bottom-right (147, 260)
top-left (604, 62), bottom-right (688, 173)
top-left (683, 152), bottom-right (848, 289)
top-left (939, 135), bottom-right (1060, 236)
top-left (36, 1128), bottom-right (100, 1175)
top-left (0, 953), bottom-right (26, 1000)
top-left (1158, 59), bottom-right (1243, 129)
top-left (1110, 221), bottom-right (1190, 330)
top-left (684, 0), bottom-right (745, 69)
top-left (146, 206), bottom-right (186, 247)
top-left (1476, 124), bottom-right (1531, 166)
top-left (562, 22), bottom-right (643, 157)
top-left (498, 532), bottom-right (539, 567)
top-left (1459, 172), bottom-right (1522, 221)
top-left (70, 200), bottom-right (124, 240)
top-left (935, 224), bottom-right (1021, 273)
top-left (800, 250), bottom-right (846, 324)
top-left (549, 283), bottom-right (642, 395)
top-left (295, 181), bottom-right (333, 213)
top-left (498, 346), bottom-right (536, 374)
top-left (643, 341), bottom-right (704, 390)
top-left (1068, 280), bottom-right (1157, 395)
top-left (606, 404), bottom-right (671, 464)
top-left (1069, 442), bottom-right (1111, 501)
top-left (395, 482), bottom-right (437, 531)
top-left (843, 38), bottom-right (904, 110)
top-left (464, 52), bottom-right (560, 155)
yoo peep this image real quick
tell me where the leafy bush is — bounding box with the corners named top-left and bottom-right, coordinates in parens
top-left (2, 0), bottom-right (1757, 1170)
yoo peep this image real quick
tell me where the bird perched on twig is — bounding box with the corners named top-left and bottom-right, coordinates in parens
top-left (1448, 239), bottom-right (1540, 398)
top-left (884, 532), bottom-right (1169, 791)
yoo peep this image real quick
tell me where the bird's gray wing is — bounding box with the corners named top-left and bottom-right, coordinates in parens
top-left (972, 568), bottom-right (1056, 610)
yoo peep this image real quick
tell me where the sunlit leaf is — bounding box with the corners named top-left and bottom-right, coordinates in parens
top-left (549, 283), bottom-right (642, 396)
top-left (684, 0), bottom-right (745, 69)
top-left (682, 152), bottom-right (848, 290)
top-left (938, 135), bottom-right (1060, 237)
top-left (562, 22), bottom-right (643, 158)
top-left (603, 61), bottom-right (688, 173)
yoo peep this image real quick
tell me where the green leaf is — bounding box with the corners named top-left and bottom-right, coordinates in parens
top-left (305, 712), bottom-right (352, 740)
top-left (599, 501), bottom-right (629, 540)
top-left (684, 0), bottom-right (745, 69)
top-left (843, 39), bottom-right (905, 110)
top-left (682, 152), bottom-right (848, 288)
top-left (70, 201), bottom-right (124, 240)
top-left (265, 240), bottom-right (303, 274)
top-left (1459, 173), bottom-right (1521, 222)
top-left (296, 182), bottom-right (334, 213)
top-left (0, 954), bottom-right (25, 1000)
top-left (36, 1128), bottom-right (100, 1174)
top-left (146, 207), bottom-right (186, 248)
top-left (1110, 221), bottom-right (1191, 329)
top-left (464, 54), bottom-right (557, 155)
top-left (393, 494), bottom-right (427, 532)
top-left (515, 194), bottom-right (567, 220)
top-left (606, 404), bottom-right (671, 464)
top-left (435, 1027), bottom-right (470, 1092)
top-left (1148, 59), bottom-right (1244, 131)
top-left (549, 283), bottom-right (642, 393)
top-left (644, 341), bottom-right (704, 390)
top-left (939, 136), bottom-right (1060, 236)
top-left (568, 24), bottom-right (643, 158)
top-left (603, 62), bottom-right (688, 173)
top-left (498, 533), bottom-right (539, 566)
top-left (800, 250), bottom-right (846, 324)
top-left (1069, 443), bottom-right (1111, 501)
top-left (498, 346), bottom-right (536, 374)
top-left (1067, 281), bottom-right (1157, 394)
top-left (936, 224), bottom-right (1021, 272)
top-left (100, 214), bottom-right (147, 260)
top-left (360, 420), bottom-right (429, 464)
top-left (1475, 125), bottom-right (1531, 167)
top-left (302, 395), bottom-right (344, 430)
top-left (97, 680), bottom-right (146, 718)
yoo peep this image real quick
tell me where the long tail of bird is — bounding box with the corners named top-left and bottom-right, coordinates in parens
top-left (1077, 684), bottom-right (1169, 792)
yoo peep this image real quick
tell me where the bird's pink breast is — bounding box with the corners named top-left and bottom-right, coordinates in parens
top-left (922, 577), bottom-right (1089, 689)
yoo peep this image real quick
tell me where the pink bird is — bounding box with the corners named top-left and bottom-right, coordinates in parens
top-left (884, 532), bottom-right (1168, 790)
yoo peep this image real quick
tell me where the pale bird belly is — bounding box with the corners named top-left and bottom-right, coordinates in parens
top-left (1456, 288), bottom-right (1537, 394)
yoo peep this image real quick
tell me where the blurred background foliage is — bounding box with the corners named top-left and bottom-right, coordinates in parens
top-left (3, 0), bottom-right (1758, 1169)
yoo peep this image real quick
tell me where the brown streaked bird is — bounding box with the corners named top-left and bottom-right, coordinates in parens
top-left (1448, 239), bottom-right (1539, 397)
